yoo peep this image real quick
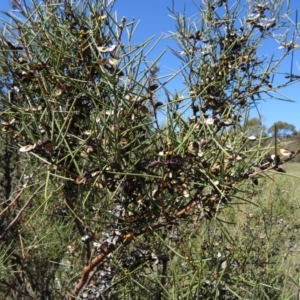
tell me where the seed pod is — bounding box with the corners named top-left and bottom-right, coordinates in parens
top-left (279, 148), bottom-right (294, 158)
top-left (75, 177), bottom-right (86, 184)
top-left (97, 45), bottom-right (116, 52)
top-left (247, 136), bottom-right (257, 141)
top-left (154, 102), bottom-right (163, 109)
top-left (251, 176), bottom-right (258, 185)
top-left (19, 144), bottom-right (36, 152)
top-left (148, 83), bottom-right (159, 91)
top-left (42, 140), bottom-right (55, 152)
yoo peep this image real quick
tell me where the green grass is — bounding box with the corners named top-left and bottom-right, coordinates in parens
top-left (226, 163), bottom-right (300, 299)
top-left (162, 163), bottom-right (300, 299)
top-left (265, 163), bottom-right (300, 299)
top-left (285, 163), bottom-right (300, 177)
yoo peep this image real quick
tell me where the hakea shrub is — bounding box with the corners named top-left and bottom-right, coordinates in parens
top-left (0, 0), bottom-right (299, 299)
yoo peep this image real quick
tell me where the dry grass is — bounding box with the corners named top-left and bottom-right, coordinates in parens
top-left (167, 163), bottom-right (300, 299)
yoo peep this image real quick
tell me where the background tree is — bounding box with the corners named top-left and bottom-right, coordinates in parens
top-left (268, 120), bottom-right (298, 137)
top-left (0, 0), bottom-right (299, 299)
top-left (244, 116), bottom-right (267, 137)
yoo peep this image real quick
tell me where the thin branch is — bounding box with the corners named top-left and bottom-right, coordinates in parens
top-left (0, 183), bottom-right (45, 240)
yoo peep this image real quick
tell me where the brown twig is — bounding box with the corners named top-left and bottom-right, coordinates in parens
top-left (69, 243), bottom-right (118, 300)
top-left (0, 183), bottom-right (45, 240)
top-left (69, 223), bottom-right (170, 299)
top-left (0, 187), bottom-right (24, 218)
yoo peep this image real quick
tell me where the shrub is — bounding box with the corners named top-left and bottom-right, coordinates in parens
top-left (0, 0), bottom-right (299, 299)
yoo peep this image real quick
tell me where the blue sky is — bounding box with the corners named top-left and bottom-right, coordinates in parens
top-left (114, 0), bottom-right (300, 131)
top-left (1, 0), bottom-right (300, 131)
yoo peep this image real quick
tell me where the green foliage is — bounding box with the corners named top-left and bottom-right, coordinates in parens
top-left (0, 0), bottom-right (300, 299)
top-left (268, 121), bottom-right (298, 137)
